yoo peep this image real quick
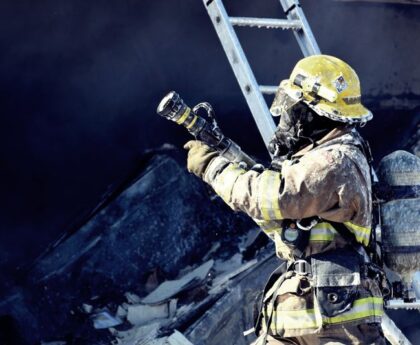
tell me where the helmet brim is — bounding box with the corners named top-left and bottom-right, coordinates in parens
top-left (281, 80), bottom-right (373, 124)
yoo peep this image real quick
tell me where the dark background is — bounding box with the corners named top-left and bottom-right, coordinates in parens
top-left (0, 0), bottom-right (419, 293)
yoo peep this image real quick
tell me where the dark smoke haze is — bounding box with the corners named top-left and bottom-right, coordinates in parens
top-left (0, 0), bottom-right (419, 289)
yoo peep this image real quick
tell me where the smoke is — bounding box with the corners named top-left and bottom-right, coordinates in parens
top-left (0, 0), bottom-right (419, 289)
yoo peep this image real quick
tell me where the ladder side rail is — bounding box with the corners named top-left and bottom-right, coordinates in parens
top-left (278, 0), bottom-right (321, 56)
top-left (381, 314), bottom-right (412, 345)
top-left (203, 0), bottom-right (276, 148)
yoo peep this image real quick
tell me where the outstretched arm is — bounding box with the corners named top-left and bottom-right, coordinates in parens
top-left (185, 140), bottom-right (344, 222)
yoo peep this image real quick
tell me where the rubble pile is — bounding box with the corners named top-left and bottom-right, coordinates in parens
top-left (2, 146), bottom-right (419, 345)
top-left (0, 148), bottom-right (256, 345)
top-left (70, 230), bottom-right (277, 345)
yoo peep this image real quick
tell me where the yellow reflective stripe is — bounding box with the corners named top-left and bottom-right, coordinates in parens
top-left (269, 308), bottom-right (318, 330)
top-left (344, 222), bottom-right (371, 246)
top-left (185, 115), bottom-right (198, 129)
top-left (309, 222), bottom-right (337, 242)
top-left (265, 297), bottom-right (383, 332)
top-left (254, 219), bottom-right (282, 234)
top-left (214, 164), bottom-right (245, 202)
top-left (263, 226), bottom-right (281, 234)
top-left (253, 218), bottom-right (267, 226)
top-left (259, 172), bottom-right (271, 220)
top-left (272, 308), bottom-right (316, 315)
top-left (175, 107), bottom-right (191, 124)
top-left (354, 297), bottom-right (383, 305)
top-left (310, 234), bottom-right (335, 241)
top-left (325, 297), bottom-right (383, 324)
top-left (258, 171), bottom-right (283, 220)
top-left (328, 309), bottom-right (383, 323)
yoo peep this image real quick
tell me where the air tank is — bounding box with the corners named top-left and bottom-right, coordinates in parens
top-left (377, 150), bottom-right (420, 287)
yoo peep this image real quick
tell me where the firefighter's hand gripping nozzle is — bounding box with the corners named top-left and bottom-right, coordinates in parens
top-left (157, 91), bottom-right (256, 168)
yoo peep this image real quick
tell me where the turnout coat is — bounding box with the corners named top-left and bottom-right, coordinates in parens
top-left (201, 127), bottom-right (383, 337)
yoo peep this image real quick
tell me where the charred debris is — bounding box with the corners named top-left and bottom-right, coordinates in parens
top-left (1, 136), bottom-right (420, 344)
top-left (0, 146), bottom-right (277, 345)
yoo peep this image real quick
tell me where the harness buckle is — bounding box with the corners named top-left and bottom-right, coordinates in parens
top-left (293, 260), bottom-right (311, 276)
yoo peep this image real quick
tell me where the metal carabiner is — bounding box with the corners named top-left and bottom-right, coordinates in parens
top-left (296, 218), bottom-right (318, 231)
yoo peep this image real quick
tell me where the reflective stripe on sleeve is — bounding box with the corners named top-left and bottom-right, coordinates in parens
top-left (344, 222), bottom-right (371, 246)
top-left (254, 219), bottom-right (282, 234)
top-left (309, 222), bottom-right (337, 242)
top-left (213, 164), bottom-right (246, 203)
top-left (258, 170), bottom-right (283, 220)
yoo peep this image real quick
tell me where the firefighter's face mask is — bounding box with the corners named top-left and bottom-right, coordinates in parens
top-left (268, 88), bottom-right (311, 156)
top-left (268, 97), bottom-right (343, 158)
top-left (269, 86), bottom-right (302, 118)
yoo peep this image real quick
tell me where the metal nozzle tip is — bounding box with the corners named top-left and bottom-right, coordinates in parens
top-left (157, 91), bottom-right (179, 116)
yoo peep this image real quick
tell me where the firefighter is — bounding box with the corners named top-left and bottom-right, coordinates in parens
top-left (184, 55), bottom-right (385, 344)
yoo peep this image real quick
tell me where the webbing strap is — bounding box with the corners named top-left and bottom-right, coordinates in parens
top-left (257, 274), bottom-right (289, 344)
top-left (254, 263), bottom-right (287, 341)
top-left (328, 220), bottom-right (359, 246)
top-left (353, 136), bottom-right (381, 262)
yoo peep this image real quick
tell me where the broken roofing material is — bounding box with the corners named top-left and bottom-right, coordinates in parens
top-left (185, 255), bottom-right (280, 345)
top-left (166, 331), bottom-right (195, 345)
top-left (211, 259), bottom-right (258, 290)
top-left (92, 310), bottom-right (123, 329)
top-left (105, 260), bottom-right (216, 343)
top-left (56, 224), bottom-right (278, 345)
top-left (111, 237), bottom-right (272, 344)
top-left (1, 151), bottom-right (252, 344)
top-left (114, 322), bottom-right (193, 345)
top-left (124, 292), bottom-right (142, 304)
top-left (142, 260), bottom-right (214, 304)
top-left (113, 322), bottom-right (161, 345)
top-left (127, 299), bottom-right (177, 326)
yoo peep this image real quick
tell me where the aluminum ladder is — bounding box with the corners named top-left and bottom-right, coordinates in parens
top-left (202, 0), bottom-right (320, 148)
top-left (202, 1), bottom-right (414, 344)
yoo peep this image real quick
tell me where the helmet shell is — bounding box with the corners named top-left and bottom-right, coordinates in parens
top-left (271, 55), bottom-right (372, 124)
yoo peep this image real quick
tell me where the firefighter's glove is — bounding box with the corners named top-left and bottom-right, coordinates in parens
top-left (184, 140), bottom-right (218, 179)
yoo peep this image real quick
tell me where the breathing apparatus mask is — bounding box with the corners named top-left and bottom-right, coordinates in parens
top-left (268, 87), bottom-right (339, 160)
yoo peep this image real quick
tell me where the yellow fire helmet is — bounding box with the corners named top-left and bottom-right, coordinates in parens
top-left (270, 55), bottom-right (373, 124)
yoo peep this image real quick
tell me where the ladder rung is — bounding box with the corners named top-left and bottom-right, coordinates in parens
top-left (259, 85), bottom-right (278, 95)
top-left (229, 17), bottom-right (302, 30)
